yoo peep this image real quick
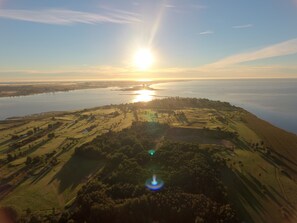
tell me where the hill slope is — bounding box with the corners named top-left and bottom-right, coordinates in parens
top-left (0, 98), bottom-right (297, 223)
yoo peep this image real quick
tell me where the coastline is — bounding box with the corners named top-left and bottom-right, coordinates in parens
top-left (0, 79), bottom-right (296, 134)
top-left (0, 79), bottom-right (186, 98)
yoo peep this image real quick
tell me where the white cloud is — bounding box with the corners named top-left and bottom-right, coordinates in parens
top-left (165, 4), bottom-right (176, 8)
top-left (0, 8), bottom-right (141, 25)
top-left (1, 64), bottom-right (297, 81)
top-left (208, 38), bottom-right (297, 67)
top-left (161, 3), bottom-right (208, 14)
top-left (232, 24), bottom-right (253, 29)
top-left (199, 30), bottom-right (214, 35)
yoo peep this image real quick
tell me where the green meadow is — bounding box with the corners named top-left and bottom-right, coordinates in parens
top-left (1, 98), bottom-right (297, 223)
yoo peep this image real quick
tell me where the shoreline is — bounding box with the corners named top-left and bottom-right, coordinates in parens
top-left (1, 96), bottom-right (296, 137)
top-left (0, 79), bottom-right (296, 134)
top-left (0, 80), bottom-right (187, 98)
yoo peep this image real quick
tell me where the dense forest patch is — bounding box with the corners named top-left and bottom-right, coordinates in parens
top-left (55, 122), bottom-right (238, 223)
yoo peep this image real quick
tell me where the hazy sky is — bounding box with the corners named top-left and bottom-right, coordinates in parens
top-left (0, 0), bottom-right (296, 81)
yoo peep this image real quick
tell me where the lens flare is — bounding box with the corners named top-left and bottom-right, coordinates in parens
top-left (148, 149), bottom-right (156, 156)
top-left (145, 174), bottom-right (164, 191)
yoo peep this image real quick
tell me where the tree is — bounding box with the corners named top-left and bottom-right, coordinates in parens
top-left (26, 156), bottom-right (32, 165)
top-left (7, 154), bottom-right (14, 162)
top-left (48, 133), bottom-right (55, 139)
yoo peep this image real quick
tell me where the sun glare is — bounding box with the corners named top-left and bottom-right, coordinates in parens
top-left (133, 90), bottom-right (155, 103)
top-left (133, 48), bottom-right (154, 70)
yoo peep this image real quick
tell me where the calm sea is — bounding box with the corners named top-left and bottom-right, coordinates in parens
top-left (0, 79), bottom-right (296, 134)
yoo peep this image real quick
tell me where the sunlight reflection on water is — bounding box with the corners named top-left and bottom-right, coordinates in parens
top-left (132, 90), bottom-right (155, 103)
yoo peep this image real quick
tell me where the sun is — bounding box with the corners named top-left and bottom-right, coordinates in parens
top-left (133, 48), bottom-right (154, 70)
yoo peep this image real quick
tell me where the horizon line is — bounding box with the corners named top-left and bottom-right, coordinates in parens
top-left (1, 76), bottom-right (297, 83)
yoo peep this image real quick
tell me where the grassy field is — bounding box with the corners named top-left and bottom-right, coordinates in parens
top-left (0, 99), bottom-right (297, 222)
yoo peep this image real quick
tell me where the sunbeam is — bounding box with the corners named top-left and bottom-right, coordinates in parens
top-left (148, 0), bottom-right (168, 47)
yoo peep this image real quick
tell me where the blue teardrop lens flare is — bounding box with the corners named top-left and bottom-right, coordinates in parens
top-left (145, 175), bottom-right (164, 191)
top-left (151, 179), bottom-right (158, 186)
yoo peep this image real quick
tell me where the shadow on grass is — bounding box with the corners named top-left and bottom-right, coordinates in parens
top-left (31, 142), bottom-right (82, 184)
top-left (233, 138), bottom-right (251, 151)
top-left (49, 155), bottom-right (104, 193)
top-left (259, 152), bottom-right (297, 175)
top-left (0, 138), bottom-right (12, 148)
top-left (21, 139), bottom-right (51, 157)
top-left (273, 150), bottom-right (297, 167)
top-left (221, 167), bottom-right (291, 223)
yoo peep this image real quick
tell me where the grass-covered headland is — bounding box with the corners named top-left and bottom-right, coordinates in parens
top-left (0, 98), bottom-right (297, 223)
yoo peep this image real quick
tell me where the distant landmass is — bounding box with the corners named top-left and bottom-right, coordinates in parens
top-left (0, 98), bottom-right (297, 223)
top-left (118, 83), bottom-right (157, 91)
top-left (0, 80), bottom-right (176, 97)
